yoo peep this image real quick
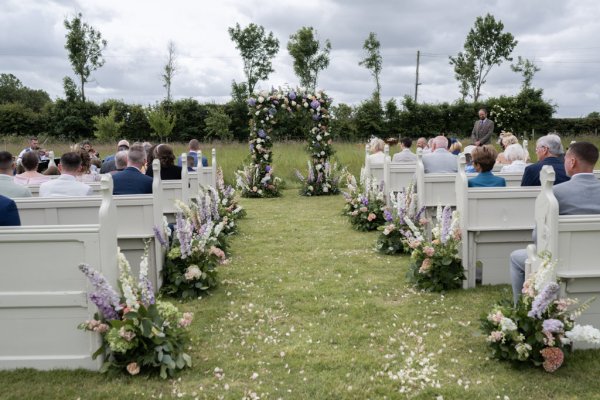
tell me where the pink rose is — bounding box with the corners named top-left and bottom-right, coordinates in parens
top-left (423, 246), bottom-right (435, 257)
top-left (367, 213), bottom-right (377, 221)
top-left (419, 258), bottom-right (432, 274)
top-left (126, 362), bottom-right (140, 375)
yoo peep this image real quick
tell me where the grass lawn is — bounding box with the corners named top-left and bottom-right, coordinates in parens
top-left (1, 190), bottom-right (600, 399)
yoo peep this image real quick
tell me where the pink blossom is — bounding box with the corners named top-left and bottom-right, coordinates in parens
top-left (178, 312), bottom-right (194, 328)
top-left (367, 213), bottom-right (377, 221)
top-left (210, 246), bottom-right (226, 260)
top-left (359, 206), bottom-right (368, 213)
top-left (126, 362), bottom-right (140, 375)
top-left (487, 330), bottom-right (504, 343)
top-left (489, 311), bottom-right (504, 324)
top-left (423, 246), bottom-right (435, 257)
top-left (419, 258), bottom-right (432, 274)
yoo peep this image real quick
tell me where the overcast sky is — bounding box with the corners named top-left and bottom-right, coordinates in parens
top-left (2, 0), bottom-right (599, 117)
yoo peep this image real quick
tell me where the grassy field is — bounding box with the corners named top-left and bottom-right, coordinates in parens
top-left (1, 190), bottom-right (600, 399)
top-left (3, 134), bottom-right (600, 189)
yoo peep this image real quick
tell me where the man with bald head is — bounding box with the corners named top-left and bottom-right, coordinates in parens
top-left (421, 135), bottom-right (458, 173)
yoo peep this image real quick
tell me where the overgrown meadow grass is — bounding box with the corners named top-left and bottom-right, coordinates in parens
top-left (1, 190), bottom-right (599, 399)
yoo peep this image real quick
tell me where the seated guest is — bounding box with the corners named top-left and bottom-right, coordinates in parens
top-left (392, 137), bottom-right (417, 162)
top-left (500, 144), bottom-right (528, 173)
top-left (186, 154), bottom-right (196, 171)
top-left (109, 150), bottom-right (129, 175)
top-left (78, 150), bottom-right (99, 183)
top-left (468, 145), bottom-right (506, 187)
top-left (416, 137), bottom-right (430, 154)
top-left (422, 136), bottom-right (458, 173)
top-left (101, 139), bottom-right (130, 173)
top-left (146, 144), bottom-right (182, 180)
top-left (449, 139), bottom-right (463, 155)
top-left (112, 147), bottom-right (153, 195)
top-left (367, 138), bottom-right (391, 163)
top-left (14, 151), bottom-right (50, 185)
top-left (496, 132), bottom-right (519, 164)
top-left (510, 142), bottom-right (600, 304)
top-left (177, 139), bottom-right (208, 168)
top-left (463, 145), bottom-right (477, 173)
top-left (81, 140), bottom-right (99, 159)
top-left (39, 152), bottom-right (93, 197)
top-left (0, 151), bottom-right (32, 198)
top-left (521, 134), bottom-right (569, 186)
top-left (43, 165), bottom-right (60, 176)
top-left (0, 194), bottom-right (21, 226)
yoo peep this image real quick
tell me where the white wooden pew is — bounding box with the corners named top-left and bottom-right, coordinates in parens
top-left (188, 148), bottom-right (217, 196)
top-left (455, 154), bottom-right (538, 288)
top-left (525, 166), bottom-right (600, 348)
top-left (0, 175), bottom-right (118, 371)
top-left (16, 161), bottom-right (165, 290)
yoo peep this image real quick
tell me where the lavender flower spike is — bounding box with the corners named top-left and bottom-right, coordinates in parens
top-left (79, 263), bottom-right (121, 320)
top-left (440, 206), bottom-right (452, 244)
top-left (542, 319), bottom-right (564, 333)
top-left (153, 225), bottom-right (167, 247)
top-left (528, 282), bottom-right (560, 319)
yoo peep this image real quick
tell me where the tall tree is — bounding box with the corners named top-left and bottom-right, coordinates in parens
top-left (64, 13), bottom-right (107, 102)
top-left (511, 56), bottom-right (540, 90)
top-left (359, 32), bottom-right (383, 101)
top-left (162, 40), bottom-right (177, 103)
top-left (146, 105), bottom-right (176, 142)
top-left (92, 106), bottom-right (124, 141)
top-left (287, 27), bottom-right (331, 91)
top-left (228, 23), bottom-right (279, 95)
top-left (449, 13), bottom-right (517, 102)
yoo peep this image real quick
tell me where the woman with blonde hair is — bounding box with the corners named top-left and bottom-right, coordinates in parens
top-left (368, 138), bottom-right (390, 163)
top-left (496, 132), bottom-right (519, 164)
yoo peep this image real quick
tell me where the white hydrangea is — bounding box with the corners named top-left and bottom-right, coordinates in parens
top-left (566, 325), bottom-right (600, 344)
top-left (500, 317), bottom-right (517, 332)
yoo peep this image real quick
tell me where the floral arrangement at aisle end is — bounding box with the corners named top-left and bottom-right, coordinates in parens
top-left (161, 194), bottom-right (227, 299)
top-left (405, 205), bottom-right (465, 292)
top-left (296, 160), bottom-right (346, 196)
top-left (78, 251), bottom-right (193, 378)
top-left (215, 167), bottom-right (246, 230)
top-left (481, 252), bottom-right (600, 372)
top-left (376, 183), bottom-right (427, 255)
top-left (341, 169), bottom-right (386, 231)
top-left (235, 163), bottom-right (283, 198)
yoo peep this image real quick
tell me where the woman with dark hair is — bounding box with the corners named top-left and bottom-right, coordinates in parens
top-left (78, 149), bottom-right (100, 182)
top-left (14, 151), bottom-right (50, 185)
top-left (146, 144), bottom-right (182, 180)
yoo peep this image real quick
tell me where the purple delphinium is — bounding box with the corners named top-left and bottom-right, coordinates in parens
top-left (384, 209), bottom-right (393, 222)
top-left (440, 206), bottom-right (452, 243)
top-left (542, 319), bottom-right (564, 333)
top-left (310, 99), bottom-right (320, 109)
top-left (176, 212), bottom-right (193, 259)
top-left (415, 206), bottom-right (426, 222)
top-left (153, 225), bottom-right (167, 248)
top-left (288, 91), bottom-right (296, 100)
top-left (247, 98), bottom-right (256, 106)
top-left (210, 189), bottom-right (220, 221)
top-left (308, 166), bottom-right (315, 182)
top-left (312, 114), bottom-right (320, 121)
top-left (249, 143), bottom-right (255, 152)
top-left (295, 170), bottom-right (305, 182)
top-left (258, 129), bottom-right (266, 138)
top-left (79, 263), bottom-right (121, 320)
top-left (265, 165), bottom-right (271, 173)
top-left (528, 282), bottom-right (560, 319)
top-left (361, 195), bottom-right (369, 206)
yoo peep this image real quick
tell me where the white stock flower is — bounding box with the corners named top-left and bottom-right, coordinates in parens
top-left (500, 317), bottom-right (517, 332)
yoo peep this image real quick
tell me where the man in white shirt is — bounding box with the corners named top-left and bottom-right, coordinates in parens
top-left (39, 152), bottom-right (93, 197)
top-left (422, 136), bottom-right (458, 173)
top-left (392, 138), bottom-right (417, 162)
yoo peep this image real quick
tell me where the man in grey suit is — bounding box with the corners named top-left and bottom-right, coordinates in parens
top-left (510, 142), bottom-right (600, 304)
top-left (471, 108), bottom-right (494, 146)
top-left (392, 137), bottom-right (417, 162)
top-left (422, 136), bottom-right (458, 173)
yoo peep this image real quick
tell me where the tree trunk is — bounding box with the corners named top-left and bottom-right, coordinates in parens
top-left (80, 74), bottom-right (86, 102)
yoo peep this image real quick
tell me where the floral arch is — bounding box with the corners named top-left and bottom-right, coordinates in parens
top-left (236, 87), bottom-right (342, 197)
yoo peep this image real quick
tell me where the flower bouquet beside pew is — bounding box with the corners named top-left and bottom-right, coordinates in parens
top-left (78, 251), bottom-right (193, 378)
top-left (341, 169), bottom-right (386, 231)
top-left (215, 167), bottom-right (246, 229)
top-left (405, 205), bottom-right (465, 291)
top-left (376, 183), bottom-right (427, 255)
top-left (295, 160), bottom-right (346, 196)
top-left (162, 199), bottom-right (227, 299)
top-left (481, 253), bottom-right (600, 372)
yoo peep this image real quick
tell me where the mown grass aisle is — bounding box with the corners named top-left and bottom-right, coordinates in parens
top-left (1, 190), bottom-right (600, 399)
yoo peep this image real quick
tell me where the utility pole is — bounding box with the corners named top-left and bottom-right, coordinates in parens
top-left (414, 50), bottom-right (421, 103)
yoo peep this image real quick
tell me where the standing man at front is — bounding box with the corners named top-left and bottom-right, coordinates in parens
top-left (471, 108), bottom-right (494, 146)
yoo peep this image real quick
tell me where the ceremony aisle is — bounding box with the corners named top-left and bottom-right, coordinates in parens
top-left (1, 189), bottom-right (600, 399)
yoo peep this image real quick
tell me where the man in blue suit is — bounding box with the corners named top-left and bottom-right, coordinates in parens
top-left (112, 147), bottom-right (153, 195)
top-left (0, 194), bottom-right (21, 226)
top-left (521, 134), bottom-right (569, 186)
top-left (510, 142), bottom-right (600, 304)
top-left (177, 139), bottom-right (208, 169)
